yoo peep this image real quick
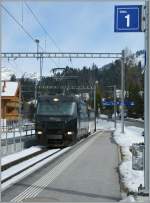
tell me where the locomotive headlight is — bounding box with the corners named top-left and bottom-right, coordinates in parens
top-left (38, 131), bottom-right (43, 135)
top-left (53, 98), bottom-right (59, 102)
top-left (67, 131), bottom-right (73, 135)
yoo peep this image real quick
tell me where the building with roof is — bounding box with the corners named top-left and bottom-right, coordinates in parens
top-left (1, 81), bottom-right (20, 121)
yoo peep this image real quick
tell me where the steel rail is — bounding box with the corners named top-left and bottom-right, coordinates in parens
top-left (1, 148), bottom-right (61, 183)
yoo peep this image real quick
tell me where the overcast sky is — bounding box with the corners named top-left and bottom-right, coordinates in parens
top-left (2, 0), bottom-right (145, 78)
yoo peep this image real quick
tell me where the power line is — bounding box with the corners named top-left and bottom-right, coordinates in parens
top-left (24, 1), bottom-right (61, 52)
top-left (24, 2), bottom-right (73, 67)
top-left (24, 2), bottom-right (61, 68)
top-left (1, 4), bottom-right (36, 43)
top-left (1, 4), bottom-right (59, 68)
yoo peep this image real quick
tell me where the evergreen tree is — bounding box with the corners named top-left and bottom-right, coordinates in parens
top-left (10, 74), bottom-right (17, 81)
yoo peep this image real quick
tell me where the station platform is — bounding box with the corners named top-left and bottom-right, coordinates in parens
top-left (3, 131), bottom-right (122, 202)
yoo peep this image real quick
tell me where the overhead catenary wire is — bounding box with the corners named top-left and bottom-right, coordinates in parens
top-left (1, 4), bottom-right (60, 68)
top-left (24, 1), bottom-right (61, 68)
top-left (24, 1), bottom-right (61, 52)
top-left (24, 1), bottom-right (73, 68)
top-left (1, 4), bottom-right (35, 43)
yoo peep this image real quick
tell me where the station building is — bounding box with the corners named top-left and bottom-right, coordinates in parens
top-left (1, 81), bottom-right (20, 124)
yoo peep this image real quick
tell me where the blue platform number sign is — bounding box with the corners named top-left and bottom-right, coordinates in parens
top-left (114, 5), bottom-right (142, 32)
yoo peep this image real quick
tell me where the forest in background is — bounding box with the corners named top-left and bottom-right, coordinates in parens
top-left (10, 49), bottom-right (144, 119)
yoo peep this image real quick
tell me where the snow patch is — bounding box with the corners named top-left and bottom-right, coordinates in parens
top-left (114, 126), bottom-right (144, 147)
top-left (1, 146), bottom-right (42, 166)
top-left (113, 125), bottom-right (144, 192)
top-left (120, 195), bottom-right (135, 202)
top-left (2, 148), bottom-right (60, 181)
top-left (96, 119), bottom-right (115, 131)
top-left (1, 81), bottom-right (18, 96)
top-left (120, 160), bottom-right (144, 192)
top-left (100, 114), bottom-right (108, 119)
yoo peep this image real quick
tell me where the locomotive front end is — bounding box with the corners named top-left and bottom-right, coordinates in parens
top-left (35, 96), bottom-right (77, 147)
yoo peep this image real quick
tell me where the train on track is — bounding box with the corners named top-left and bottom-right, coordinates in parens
top-left (35, 95), bottom-right (95, 147)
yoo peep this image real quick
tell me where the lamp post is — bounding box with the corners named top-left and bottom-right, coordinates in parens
top-left (35, 39), bottom-right (43, 80)
top-left (94, 81), bottom-right (98, 132)
top-left (35, 39), bottom-right (39, 54)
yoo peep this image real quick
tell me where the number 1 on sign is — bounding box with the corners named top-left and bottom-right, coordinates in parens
top-left (125, 14), bottom-right (130, 27)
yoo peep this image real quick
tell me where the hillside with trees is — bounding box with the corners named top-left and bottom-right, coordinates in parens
top-left (10, 49), bottom-right (144, 119)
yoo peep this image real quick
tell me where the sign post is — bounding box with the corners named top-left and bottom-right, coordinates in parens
top-left (121, 50), bottom-right (125, 134)
top-left (115, 3), bottom-right (149, 195)
top-left (144, 0), bottom-right (150, 195)
top-left (114, 5), bottom-right (143, 134)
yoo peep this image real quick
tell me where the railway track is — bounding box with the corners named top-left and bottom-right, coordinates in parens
top-left (2, 148), bottom-right (47, 171)
top-left (1, 147), bottom-right (69, 191)
top-left (1, 131), bottom-right (100, 192)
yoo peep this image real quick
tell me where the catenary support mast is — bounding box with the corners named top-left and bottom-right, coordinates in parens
top-left (144, 0), bottom-right (150, 194)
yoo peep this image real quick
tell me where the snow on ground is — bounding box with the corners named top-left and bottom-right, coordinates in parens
top-left (128, 117), bottom-right (144, 122)
top-left (119, 160), bottom-right (144, 193)
top-left (2, 118), bottom-right (144, 193)
top-left (114, 126), bottom-right (144, 147)
top-left (99, 114), bottom-right (108, 119)
top-left (2, 147), bottom-right (70, 192)
top-left (1, 146), bottom-right (42, 166)
top-left (96, 118), bottom-right (115, 131)
top-left (1, 130), bottom-right (35, 140)
top-left (97, 118), bottom-right (144, 193)
top-left (2, 148), bottom-right (60, 181)
top-left (113, 124), bottom-right (144, 193)
top-left (120, 195), bottom-right (135, 202)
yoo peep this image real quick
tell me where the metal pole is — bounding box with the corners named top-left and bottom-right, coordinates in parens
top-left (114, 85), bottom-right (117, 128)
top-left (40, 57), bottom-right (43, 80)
top-left (144, 0), bottom-right (150, 194)
top-left (35, 39), bottom-right (43, 81)
top-left (0, 0), bottom-right (2, 200)
top-left (121, 50), bottom-right (125, 133)
top-left (19, 81), bottom-right (22, 150)
top-left (13, 130), bottom-right (16, 152)
top-left (35, 77), bottom-right (37, 106)
top-left (94, 84), bottom-right (96, 132)
top-left (35, 39), bottom-right (39, 54)
top-left (6, 130), bottom-right (8, 155)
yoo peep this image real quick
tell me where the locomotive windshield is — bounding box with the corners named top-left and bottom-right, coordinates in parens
top-left (37, 101), bottom-right (77, 116)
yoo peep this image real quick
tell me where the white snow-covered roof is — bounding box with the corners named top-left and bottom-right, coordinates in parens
top-left (1, 81), bottom-right (19, 97)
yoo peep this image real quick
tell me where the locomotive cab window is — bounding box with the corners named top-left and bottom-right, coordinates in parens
top-left (37, 100), bottom-right (77, 116)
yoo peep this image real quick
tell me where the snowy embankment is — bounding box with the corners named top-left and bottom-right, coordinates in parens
top-left (97, 118), bottom-right (144, 193)
top-left (1, 129), bottom-right (35, 140)
top-left (96, 118), bottom-right (115, 131)
top-left (113, 125), bottom-right (144, 193)
top-left (1, 146), bottom-right (42, 166)
top-left (1, 147), bottom-right (71, 192)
